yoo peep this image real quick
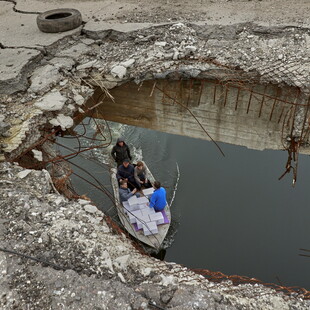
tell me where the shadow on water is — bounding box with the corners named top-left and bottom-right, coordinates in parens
top-left (151, 249), bottom-right (167, 260)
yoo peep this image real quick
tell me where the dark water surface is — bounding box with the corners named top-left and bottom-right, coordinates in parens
top-left (59, 121), bottom-right (310, 289)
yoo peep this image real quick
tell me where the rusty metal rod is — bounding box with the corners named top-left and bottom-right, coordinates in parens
top-left (234, 87), bottom-right (240, 111)
top-left (246, 87), bottom-right (253, 114)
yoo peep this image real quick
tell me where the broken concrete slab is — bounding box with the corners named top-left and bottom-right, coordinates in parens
top-left (29, 64), bottom-right (62, 93)
top-left (76, 59), bottom-right (98, 71)
top-left (55, 42), bottom-right (92, 59)
top-left (120, 59), bottom-right (135, 68)
top-left (0, 48), bottom-right (42, 95)
top-left (48, 57), bottom-right (75, 70)
top-left (34, 90), bottom-right (67, 111)
top-left (83, 21), bottom-right (154, 39)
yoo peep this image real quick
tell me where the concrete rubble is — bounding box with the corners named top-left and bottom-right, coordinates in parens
top-left (1, 0), bottom-right (310, 309)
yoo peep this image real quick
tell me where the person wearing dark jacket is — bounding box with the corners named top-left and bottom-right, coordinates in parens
top-left (116, 159), bottom-right (138, 190)
top-left (134, 161), bottom-right (152, 189)
top-left (111, 137), bottom-right (132, 167)
top-left (119, 180), bottom-right (139, 202)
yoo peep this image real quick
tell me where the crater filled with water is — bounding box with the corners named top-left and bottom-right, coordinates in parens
top-left (58, 119), bottom-right (310, 289)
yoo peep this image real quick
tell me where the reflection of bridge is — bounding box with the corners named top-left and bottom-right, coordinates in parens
top-left (85, 78), bottom-right (310, 154)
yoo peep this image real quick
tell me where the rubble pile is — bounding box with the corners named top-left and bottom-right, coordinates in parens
top-left (1, 21), bottom-right (310, 163)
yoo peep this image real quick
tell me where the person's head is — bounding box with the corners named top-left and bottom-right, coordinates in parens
top-left (120, 180), bottom-right (128, 188)
top-left (123, 158), bottom-right (130, 167)
top-left (136, 161), bottom-right (144, 169)
top-left (153, 181), bottom-right (161, 189)
top-left (117, 137), bottom-right (124, 147)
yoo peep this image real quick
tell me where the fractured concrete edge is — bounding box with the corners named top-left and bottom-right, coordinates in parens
top-left (82, 21), bottom-right (155, 39)
top-left (0, 48), bottom-right (43, 95)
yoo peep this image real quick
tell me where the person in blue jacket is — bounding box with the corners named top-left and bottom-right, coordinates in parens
top-left (149, 181), bottom-right (167, 211)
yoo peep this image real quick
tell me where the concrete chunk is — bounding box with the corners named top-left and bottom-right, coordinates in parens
top-left (56, 43), bottom-right (91, 59)
top-left (49, 57), bottom-right (75, 70)
top-left (34, 91), bottom-right (67, 111)
top-left (111, 65), bottom-right (127, 79)
top-left (29, 64), bottom-right (61, 93)
top-left (120, 59), bottom-right (135, 68)
top-left (55, 114), bottom-right (74, 131)
top-left (84, 204), bottom-right (98, 213)
top-left (17, 169), bottom-right (32, 179)
top-left (32, 150), bottom-right (43, 161)
top-left (83, 21), bottom-right (153, 39)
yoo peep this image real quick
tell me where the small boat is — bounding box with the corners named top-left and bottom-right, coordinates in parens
top-left (110, 161), bottom-right (171, 251)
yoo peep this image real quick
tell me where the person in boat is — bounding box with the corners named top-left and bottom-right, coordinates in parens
top-left (119, 180), bottom-right (140, 202)
top-left (116, 158), bottom-right (138, 191)
top-left (111, 137), bottom-right (132, 167)
top-left (134, 161), bottom-right (152, 189)
top-left (149, 181), bottom-right (167, 212)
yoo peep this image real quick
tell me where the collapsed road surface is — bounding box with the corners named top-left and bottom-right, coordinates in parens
top-left (1, 0), bottom-right (310, 309)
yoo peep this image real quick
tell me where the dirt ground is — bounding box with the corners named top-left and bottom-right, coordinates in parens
top-left (14, 0), bottom-right (310, 26)
top-left (118, 0), bottom-right (310, 25)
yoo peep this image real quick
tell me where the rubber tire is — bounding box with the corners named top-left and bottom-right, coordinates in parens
top-left (37, 8), bottom-right (82, 33)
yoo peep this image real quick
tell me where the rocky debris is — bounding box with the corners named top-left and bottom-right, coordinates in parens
top-left (2, 107), bottom-right (44, 157)
top-left (34, 91), bottom-right (67, 112)
top-left (0, 114), bottom-right (10, 140)
top-left (121, 59), bottom-right (135, 68)
top-left (0, 162), bottom-right (309, 310)
top-left (32, 149), bottom-right (43, 161)
top-left (84, 204), bottom-right (98, 213)
top-left (59, 21), bottom-right (310, 94)
top-left (76, 59), bottom-right (98, 71)
top-left (49, 114), bottom-right (74, 131)
top-left (48, 57), bottom-right (76, 71)
top-left (55, 42), bottom-right (93, 60)
top-left (110, 65), bottom-right (127, 79)
top-left (83, 22), bottom-right (154, 40)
